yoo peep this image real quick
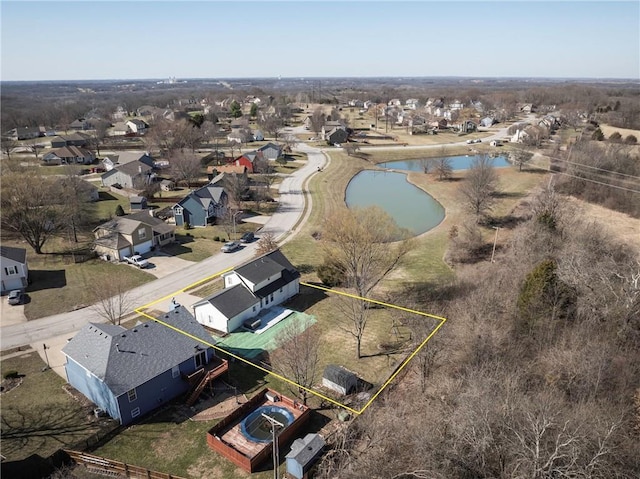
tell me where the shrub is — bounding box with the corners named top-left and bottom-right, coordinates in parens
top-left (316, 258), bottom-right (346, 287)
top-left (114, 204), bottom-right (125, 216)
top-left (213, 236), bottom-right (220, 242)
top-left (591, 128), bottom-right (604, 141)
top-left (4, 370), bottom-right (19, 380)
top-left (624, 135), bottom-right (637, 144)
top-left (609, 131), bottom-right (622, 142)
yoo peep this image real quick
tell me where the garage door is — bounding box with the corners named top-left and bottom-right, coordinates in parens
top-left (133, 240), bottom-right (153, 255)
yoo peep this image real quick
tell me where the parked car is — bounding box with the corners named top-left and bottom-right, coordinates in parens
top-left (221, 241), bottom-right (240, 253)
top-left (123, 254), bottom-right (149, 269)
top-left (240, 232), bottom-right (255, 243)
top-left (7, 290), bottom-right (23, 305)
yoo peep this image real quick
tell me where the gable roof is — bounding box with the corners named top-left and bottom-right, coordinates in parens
top-left (323, 364), bottom-right (357, 386)
top-left (195, 283), bottom-right (259, 319)
top-left (94, 216), bottom-right (150, 236)
top-left (176, 185), bottom-right (225, 209)
top-left (127, 211), bottom-right (175, 235)
top-left (62, 306), bottom-right (214, 396)
top-left (0, 246), bottom-right (27, 264)
top-left (234, 249), bottom-right (299, 285)
top-left (286, 433), bottom-right (325, 466)
top-left (113, 151), bottom-right (154, 167)
top-left (114, 160), bottom-right (153, 177)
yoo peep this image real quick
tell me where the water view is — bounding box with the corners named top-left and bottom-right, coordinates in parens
top-left (378, 154), bottom-right (510, 172)
top-left (345, 170), bottom-right (445, 235)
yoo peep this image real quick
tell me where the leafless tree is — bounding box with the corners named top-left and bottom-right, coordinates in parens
top-left (459, 154), bottom-right (499, 220)
top-left (0, 173), bottom-right (66, 254)
top-left (1, 137), bottom-right (18, 160)
top-left (322, 206), bottom-right (413, 358)
top-left (29, 143), bottom-right (44, 161)
top-left (309, 107), bottom-right (325, 137)
top-left (89, 272), bottom-right (137, 325)
top-left (270, 317), bottom-right (320, 405)
top-left (433, 157), bottom-right (453, 180)
top-left (258, 112), bottom-right (284, 141)
top-left (169, 151), bottom-right (201, 188)
top-left (511, 148), bottom-right (534, 171)
top-left (254, 232), bottom-right (278, 257)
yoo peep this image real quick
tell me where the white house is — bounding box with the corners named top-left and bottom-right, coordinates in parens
top-left (1, 246), bottom-right (28, 293)
top-left (192, 250), bottom-right (300, 333)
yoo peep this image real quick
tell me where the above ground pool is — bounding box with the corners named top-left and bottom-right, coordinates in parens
top-left (240, 406), bottom-right (294, 443)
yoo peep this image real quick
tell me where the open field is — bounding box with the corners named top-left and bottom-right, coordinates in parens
top-left (599, 123), bottom-right (640, 140)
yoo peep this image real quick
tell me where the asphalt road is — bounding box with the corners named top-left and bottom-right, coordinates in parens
top-left (0, 141), bottom-right (327, 351)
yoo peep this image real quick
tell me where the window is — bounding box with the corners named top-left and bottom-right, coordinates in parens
top-left (131, 407), bottom-right (140, 418)
top-left (174, 206), bottom-right (183, 216)
top-left (4, 266), bottom-right (18, 276)
top-left (195, 350), bottom-right (207, 368)
top-left (270, 294), bottom-right (274, 302)
top-left (172, 366), bottom-right (180, 378)
top-left (280, 287), bottom-right (283, 293)
top-left (138, 228), bottom-right (147, 240)
top-left (252, 306), bottom-right (256, 312)
top-left (127, 388), bottom-right (137, 402)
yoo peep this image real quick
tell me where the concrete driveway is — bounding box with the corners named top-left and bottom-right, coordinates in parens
top-left (142, 251), bottom-right (195, 279)
top-left (0, 295), bottom-right (27, 327)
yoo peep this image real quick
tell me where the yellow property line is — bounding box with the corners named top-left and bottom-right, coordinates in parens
top-left (134, 275), bottom-right (446, 415)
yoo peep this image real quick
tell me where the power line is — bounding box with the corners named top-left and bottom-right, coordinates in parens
top-left (527, 161), bottom-right (640, 194)
top-left (549, 156), bottom-right (640, 180)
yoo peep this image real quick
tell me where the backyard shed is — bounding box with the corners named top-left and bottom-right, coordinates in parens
top-left (322, 365), bottom-right (357, 395)
top-left (286, 433), bottom-right (325, 479)
top-left (130, 196), bottom-right (147, 210)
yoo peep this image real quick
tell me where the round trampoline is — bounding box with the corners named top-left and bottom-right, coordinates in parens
top-left (240, 406), bottom-right (294, 443)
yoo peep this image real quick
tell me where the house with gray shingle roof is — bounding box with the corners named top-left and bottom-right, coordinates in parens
top-left (1, 246), bottom-right (28, 293)
top-left (193, 249), bottom-right (300, 333)
top-left (172, 184), bottom-right (228, 227)
top-left (62, 305), bottom-right (228, 425)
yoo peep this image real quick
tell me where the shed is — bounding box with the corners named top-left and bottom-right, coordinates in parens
top-left (160, 179), bottom-right (175, 191)
top-left (286, 433), bottom-right (325, 479)
top-left (322, 365), bottom-right (357, 395)
top-left (130, 196), bottom-right (147, 210)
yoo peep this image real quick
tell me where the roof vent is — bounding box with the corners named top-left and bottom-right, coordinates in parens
top-left (116, 344), bottom-right (121, 353)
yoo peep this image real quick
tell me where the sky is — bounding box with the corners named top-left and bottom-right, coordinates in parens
top-left (1, 0), bottom-right (639, 81)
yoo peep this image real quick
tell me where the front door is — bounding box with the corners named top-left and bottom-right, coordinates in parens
top-left (195, 350), bottom-right (207, 368)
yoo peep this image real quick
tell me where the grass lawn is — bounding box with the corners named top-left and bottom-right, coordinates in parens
top-left (0, 352), bottom-right (116, 462)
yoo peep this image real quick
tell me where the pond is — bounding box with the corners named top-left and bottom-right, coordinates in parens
top-left (378, 154), bottom-right (510, 172)
top-left (345, 170), bottom-right (445, 235)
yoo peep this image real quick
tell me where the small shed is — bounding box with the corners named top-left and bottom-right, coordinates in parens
top-left (322, 365), bottom-right (357, 395)
top-left (130, 196), bottom-right (147, 211)
top-left (286, 433), bottom-right (325, 479)
top-left (253, 130), bottom-right (264, 141)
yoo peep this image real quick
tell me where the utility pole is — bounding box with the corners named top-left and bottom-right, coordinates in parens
top-left (261, 413), bottom-right (285, 479)
top-left (490, 226), bottom-right (500, 263)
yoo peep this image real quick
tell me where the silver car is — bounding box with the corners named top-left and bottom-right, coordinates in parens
top-left (221, 241), bottom-right (240, 253)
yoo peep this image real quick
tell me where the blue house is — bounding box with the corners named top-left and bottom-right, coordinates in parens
top-left (62, 306), bottom-right (228, 425)
top-left (172, 184), bottom-right (228, 227)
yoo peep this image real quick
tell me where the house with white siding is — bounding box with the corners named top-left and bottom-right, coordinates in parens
top-left (193, 250), bottom-right (300, 333)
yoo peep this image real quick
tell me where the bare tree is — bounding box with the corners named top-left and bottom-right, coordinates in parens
top-left (322, 206), bottom-right (413, 358)
top-left (254, 232), bottom-right (278, 257)
top-left (433, 157), bottom-right (453, 180)
top-left (258, 112), bottom-right (284, 141)
top-left (511, 148), bottom-right (534, 172)
top-left (1, 137), bottom-right (18, 160)
top-left (310, 107), bottom-right (325, 138)
top-left (89, 272), bottom-right (137, 325)
top-left (270, 317), bottom-right (320, 405)
top-left (170, 151), bottom-right (201, 188)
top-left (0, 173), bottom-right (66, 254)
top-left (30, 143), bottom-right (44, 161)
top-left (459, 154), bottom-right (499, 220)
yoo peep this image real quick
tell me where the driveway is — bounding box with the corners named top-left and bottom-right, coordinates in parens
top-left (0, 295), bottom-right (27, 327)
top-left (142, 251), bottom-right (195, 279)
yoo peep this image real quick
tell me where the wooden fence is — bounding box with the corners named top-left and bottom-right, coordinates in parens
top-left (64, 450), bottom-right (186, 479)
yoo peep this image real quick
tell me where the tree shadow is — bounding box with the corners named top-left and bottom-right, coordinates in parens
top-left (98, 191), bottom-right (118, 201)
top-left (26, 270), bottom-right (67, 292)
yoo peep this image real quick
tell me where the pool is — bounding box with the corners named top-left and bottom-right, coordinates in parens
top-left (240, 406), bottom-right (294, 443)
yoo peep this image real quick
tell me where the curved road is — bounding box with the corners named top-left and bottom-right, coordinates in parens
top-left (1, 117), bottom-right (528, 350)
top-left (0, 143), bottom-right (328, 351)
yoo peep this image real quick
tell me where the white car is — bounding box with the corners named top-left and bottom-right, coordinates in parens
top-left (221, 241), bottom-right (240, 253)
top-left (124, 255), bottom-right (149, 268)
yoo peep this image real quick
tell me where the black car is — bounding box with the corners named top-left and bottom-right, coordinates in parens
top-left (240, 232), bottom-right (255, 243)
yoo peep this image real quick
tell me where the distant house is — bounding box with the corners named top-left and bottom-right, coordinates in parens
top-left (322, 365), bottom-right (358, 395)
top-left (207, 164), bottom-right (247, 176)
top-left (41, 146), bottom-right (95, 165)
top-left (449, 100), bottom-right (464, 111)
top-left (458, 120), bottom-right (478, 133)
top-left (519, 103), bottom-right (536, 114)
top-left (1, 246), bottom-right (28, 293)
top-left (69, 118), bottom-right (92, 130)
top-left (511, 129), bottom-right (530, 143)
top-left (100, 153), bottom-right (155, 188)
top-left (252, 130), bottom-right (264, 141)
top-left (172, 184), bottom-right (228, 227)
top-left (93, 211), bottom-right (175, 260)
top-left (111, 122), bottom-right (129, 136)
top-left (429, 118), bottom-right (448, 129)
top-left (160, 179), bottom-right (175, 191)
top-left (126, 119), bottom-right (148, 134)
top-left (324, 127), bottom-right (348, 146)
top-left (480, 117), bottom-right (496, 128)
top-left (234, 151), bottom-right (261, 173)
top-left (193, 249), bottom-right (300, 333)
top-left (257, 142), bottom-right (283, 160)
top-left (49, 133), bottom-right (89, 148)
top-left (4, 126), bottom-right (43, 141)
top-left (62, 306), bottom-right (228, 425)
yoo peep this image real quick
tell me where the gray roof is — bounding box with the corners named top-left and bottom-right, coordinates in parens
top-left (62, 306), bottom-right (214, 396)
top-left (0, 246), bottom-right (27, 264)
top-left (177, 185), bottom-right (225, 209)
top-left (234, 249), bottom-right (299, 285)
top-left (93, 232), bottom-right (131, 250)
top-left (195, 283), bottom-right (259, 319)
top-left (112, 152), bottom-right (154, 167)
top-left (323, 365), bottom-right (357, 387)
top-left (95, 217), bottom-right (145, 236)
top-left (127, 211), bottom-right (175, 235)
top-left (286, 433), bottom-right (325, 466)
top-left (115, 160), bottom-right (153, 178)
